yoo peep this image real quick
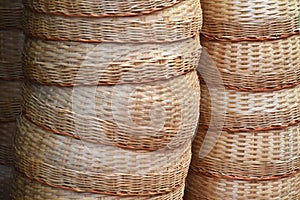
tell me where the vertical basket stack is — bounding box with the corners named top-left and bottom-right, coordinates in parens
top-left (0, 0), bottom-right (24, 199)
top-left (185, 0), bottom-right (300, 199)
top-left (13, 0), bottom-right (202, 199)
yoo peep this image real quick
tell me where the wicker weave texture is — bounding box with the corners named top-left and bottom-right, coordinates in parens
top-left (23, 0), bottom-right (184, 17)
top-left (200, 0), bottom-right (299, 39)
top-left (23, 71), bottom-right (200, 150)
top-left (0, 1), bottom-right (23, 29)
top-left (13, 173), bottom-right (185, 200)
top-left (14, 116), bottom-right (191, 195)
top-left (200, 34), bottom-right (300, 89)
top-left (0, 122), bottom-right (16, 165)
top-left (24, 36), bottom-right (201, 86)
top-left (23, 0), bottom-right (202, 43)
top-left (185, 170), bottom-right (300, 200)
top-left (0, 165), bottom-right (12, 200)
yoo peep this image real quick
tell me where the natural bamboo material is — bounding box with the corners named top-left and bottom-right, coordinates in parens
top-left (0, 1), bottom-right (23, 29)
top-left (0, 122), bottom-right (16, 165)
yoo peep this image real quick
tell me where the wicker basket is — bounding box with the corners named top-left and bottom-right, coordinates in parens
top-left (0, 122), bottom-right (16, 165)
top-left (22, 71), bottom-right (200, 151)
top-left (200, 0), bottom-right (299, 40)
top-left (14, 116), bottom-right (191, 196)
top-left (185, 170), bottom-right (300, 200)
top-left (23, 0), bottom-right (202, 43)
top-left (191, 125), bottom-right (300, 178)
top-left (23, 36), bottom-right (201, 86)
top-left (0, 165), bottom-right (12, 200)
top-left (200, 34), bottom-right (300, 90)
top-left (0, 1), bottom-right (23, 29)
top-left (23, 0), bottom-right (184, 17)
top-left (13, 173), bottom-right (185, 200)
top-left (0, 30), bottom-right (24, 80)
top-left (200, 81), bottom-right (300, 132)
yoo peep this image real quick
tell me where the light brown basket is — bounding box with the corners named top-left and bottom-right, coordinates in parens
top-left (184, 170), bottom-right (300, 200)
top-left (0, 165), bottom-right (12, 200)
top-left (13, 173), bottom-right (185, 200)
top-left (191, 125), bottom-right (300, 178)
top-left (23, 71), bottom-right (200, 151)
top-left (200, 34), bottom-right (300, 90)
top-left (0, 1), bottom-right (23, 29)
top-left (23, 0), bottom-right (202, 43)
top-left (0, 122), bottom-right (16, 165)
top-left (23, 36), bottom-right (201, 86)
top-left (200, 82), bottom-right (300, 132)
top-left (23, 0), bottom-right (184, 17)
top-left (0, 30), bottom-right (24, 80)
top-left (14, 116), bottom-right (191, 196)
top-left (200, 0), bottom-right (299, 40)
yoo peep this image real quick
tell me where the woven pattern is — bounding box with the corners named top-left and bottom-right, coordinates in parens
top-left (200, 34), bottom-right (300, 89)
top-left (0, 165), bottom-right (13, 199)
top-left (23, 36), bottom-right (201, 86)
top-left (0, 122), bottom-right (16, 165)
top-left (23, 0), bottom-right (183, 17)
top-left (22, 71), bottom-right (200, 150)
top-left (23, 0), bottom-right (202, 43)
top-left (13, 172), bottom-right (185, 200)
top-left (200, 0), bottom-right (299, 39)
top-left (0, 1), bottom-right (23, 29)
top-left (185, 170), bottom-right (300, 200)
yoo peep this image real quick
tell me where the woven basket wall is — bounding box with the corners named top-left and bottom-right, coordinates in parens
top-left (0, 165), bottom-right (13, 200)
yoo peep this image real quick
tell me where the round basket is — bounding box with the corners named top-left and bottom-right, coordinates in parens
top-left (23, 71), bottom-right (200, 151)
top-left (0, 1), bottom-right (23, 29)
top-left (23, 0), bottom-right (184, 17)
top-left (0, 80), bottom-right (22, 121)
top-left (0, 122), bottom-right (16, 165)
top-left (0, 30), bottom-right (24, 80)
top-left (191, 125), bottom-right (300, 178)
top-left (14, 116), bottom-right (191, 196)
top-left (185, 170), bottom-right (300, 200)
top-left (23, 0), bottom-right (202, 43)
top-left (200, 82), bottom-right (300, 132)
top-left (200, 34), bottom-right (300, 90)
top-left (200, 0), bottom-right (299, 40)
top-left (0, 165), bottom-right (12, 200)
top-left (13, 173), bottom-right (185, 200)
top-left (23, 36), bottom-right (201, 86)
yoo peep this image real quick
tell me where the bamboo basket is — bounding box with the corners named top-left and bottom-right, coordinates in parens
top-left (23, 36), bottom-right (201, 86)
top-left (0, 1), bottom-right (23, 29)
top-left (0, 30), bottom-right (24, 80)
top-left (0, 122), bottom-right (16, 165)
top-left (22, 71), bottom-right (200, 150)
top-left (200, 34), bottom-right (300, 90)
top-left (13, 173), bottom-right (185, 200)
top-left (200, 82), bottom-right (300, 132)
top-left (200, 0), bottom-right (299, 39)
top-left (185, 170), bottom-right (300, 200)
top-left (14, 116), bottom-right (191, 196)
top-left (191, 125), bottom-right (300, 178)
top-left (23, 0), bottom-right (202, 43)
top-left (23, 0), bottom-right (184, 17)
top-left (0, 165), bottom-right (12, 200)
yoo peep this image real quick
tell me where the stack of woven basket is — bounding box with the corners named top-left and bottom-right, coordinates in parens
top-left (0, 0), bottom-right (24, 199)
top-left (185, 0), bottom-right (300, 199)
top-left (13, 0), bottom-right (202, 199)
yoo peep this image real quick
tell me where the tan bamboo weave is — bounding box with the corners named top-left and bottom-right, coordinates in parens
top-left (0, 122), bottom-right (16, 165)
top-left (23, 0), bottom-right (202, 43)
top-left (200, 82), bottom-right (300, 132)
top-left (200, 34), bottom-right (300, 90)
top-left (191, 125), bottom-right (300, 178)
top-left (0, 1), bottom-right (23, 29)
top-left (22, 71), bottom-right (200, 151)
top-left (200, 0), bottom-right (299, 39)
top-left (185, 170), bottom-right (300, 200)
top-left (0, 165), bottom-right (12, 199)
top-left (23, 36), bottom-right (201, 86)
top-left (14, 116), bottom-right (191, 196)
top-left (23, 0), bottom-right (184, 17)
top-left (13, 173), bottom-right (185, 200)
top-left (0, 30), bottom-right (24, 80)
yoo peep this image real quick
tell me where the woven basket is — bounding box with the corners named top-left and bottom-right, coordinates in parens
top-left (14, 116), bottom-right (191, 196)
top-left (0, 165), bottom-right (12, 200)
top-left (22, 71), bottom-right (200, 151)
top-left (23, 36), bottom-right (201, 86)
top-left (23, 0), bottom-right (184, 17)
top-left (0, 1), bottom-right (23, 29)
top-left (0, 80), bottom-right (22, 121)
top-left (13, 173), bottom-right (185, 200)
top-left (191, 125), bottom-right (300, 178)
top-left (23, 0), bottom-right (202, 43)
top-left (0, 30), bottom-right (24, 80)
top-left (200, 82), bottom-right (300, 132)
top-left (200, 0), bottom-right (299, 39)
top-left (185, 170), bottom-right (300, 200)
top-left (0, 122), bottom-right (16, 165)
top-left (200, 34), bottom-right (300, 90)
